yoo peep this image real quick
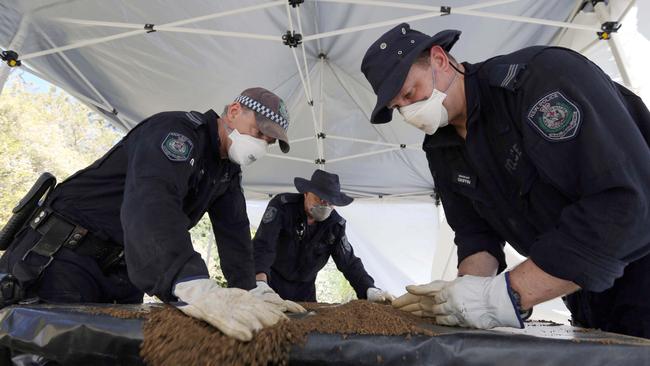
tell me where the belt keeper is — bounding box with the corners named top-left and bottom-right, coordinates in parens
top-left (30, 209), bottom-right (50, 230)
top-left (65, 226), bottom-right (88, 249)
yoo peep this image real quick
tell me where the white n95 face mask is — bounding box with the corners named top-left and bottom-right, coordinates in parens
top-left (309, 204), bottom-right (333, 222)
top-left (227, 129), bottom-right (268, 166)
top-left (398, 69), bottom-right (456, 135)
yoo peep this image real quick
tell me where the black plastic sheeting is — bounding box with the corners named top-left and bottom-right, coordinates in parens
top-left (1, 304), bottom-right (649, 366)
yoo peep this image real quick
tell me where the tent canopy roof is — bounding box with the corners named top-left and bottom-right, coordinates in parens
top-left (1, 0), bottom-right (632, 198)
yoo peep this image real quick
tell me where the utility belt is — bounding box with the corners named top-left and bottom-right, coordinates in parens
top-left (12, 208), bottom-right (125, 285)
top-left (1, 173), bottom-right (124, 308)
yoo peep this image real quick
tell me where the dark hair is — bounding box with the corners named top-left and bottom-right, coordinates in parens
top-left (414, 46), bottom-right (457, 66)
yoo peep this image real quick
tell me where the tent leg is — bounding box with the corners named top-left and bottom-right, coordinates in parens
top-left (593, 1), bottom-right (634, 88)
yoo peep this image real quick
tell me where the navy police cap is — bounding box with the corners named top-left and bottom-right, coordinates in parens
top-left (361, 23), bottom-right (461, 124)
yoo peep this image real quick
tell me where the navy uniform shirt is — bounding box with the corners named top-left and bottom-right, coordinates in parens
top-left (425, 46), bottom-right (650, 293)
top-left (253, 193), bottom-right (375, 300)
top-left (46, 109), bottom-right (255, 301)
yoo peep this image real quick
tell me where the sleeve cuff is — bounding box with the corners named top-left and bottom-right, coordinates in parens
top-left (530, 230), bottom-right (626, 292)
top-left (455, 232), bottom-right (507, 274)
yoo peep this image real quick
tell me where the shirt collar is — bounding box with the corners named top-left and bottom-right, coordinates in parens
top-left (421, 61), bottom-right (482, 151)
top-left (204, 109), bottom-right (222, 161)
top-left (463, 61), bottom-right (482, 129)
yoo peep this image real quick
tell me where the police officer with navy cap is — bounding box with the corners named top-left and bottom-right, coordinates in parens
top-left (0, 87), bottom-right (307, 341)
top-left (360, 23), bottom-right (650, 338)
top-left (253, 169), bottom-right (394, 303)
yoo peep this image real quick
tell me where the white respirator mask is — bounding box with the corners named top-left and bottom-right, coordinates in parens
top-left (309, 204), bottom-right (333, 222)
top-left (227, 128), bottom-right (268, 166)
top-left (398, 68), bottom-right (457, 135)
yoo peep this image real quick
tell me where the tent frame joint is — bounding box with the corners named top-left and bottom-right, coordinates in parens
top-left (288, 0), bottom-right (304, 8)
top-left (317, 132), bottom-right (326, 139)
top-left (598, 21), bottom-right (621, 40)
top-left (318, 53), bottom-right (328, 60)
top-left (282, 30), bottom-right (303, 48)
top-left (144, 24), bottom-right (156, 33)
top-left (315, 158), bottom-right (326, 165)
top-left (440, 6), bottom-right (452, 16)
top-left (1, 50), bottom-right (21, 67)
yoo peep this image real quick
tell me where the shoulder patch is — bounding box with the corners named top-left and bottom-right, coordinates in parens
top-left (488, 63), bottom-right (526, 91)
top-left (161, 132), bottom-right (194, 161)
top-left (527, 91), bottom-right (581, 142)
top-left (262, 206), bottom-right (278, 224)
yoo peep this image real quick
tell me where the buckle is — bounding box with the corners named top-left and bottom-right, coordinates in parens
top-left (21, 247), bottom-right (55, 273)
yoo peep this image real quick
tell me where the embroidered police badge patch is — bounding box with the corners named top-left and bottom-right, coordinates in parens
top-left (262, 206), bottom-right (277, 224)
top-left (527, 91), bottom-right (581, 142)
top-left (161, 132), bottom-right (193, 161)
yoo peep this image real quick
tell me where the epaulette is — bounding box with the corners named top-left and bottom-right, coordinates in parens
top-left (278, 193), bottom-right (301, 204)
top-left (488, 63), bottom-right (526, 91)
top-left (184, 111), bottom-right (205, 126)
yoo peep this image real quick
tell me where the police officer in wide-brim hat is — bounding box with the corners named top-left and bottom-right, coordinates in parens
top-left (253, 169), bottom-right (394, 303)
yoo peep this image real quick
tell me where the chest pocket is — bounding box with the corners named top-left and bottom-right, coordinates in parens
top-left (317, 232), bottom-right (337, 253)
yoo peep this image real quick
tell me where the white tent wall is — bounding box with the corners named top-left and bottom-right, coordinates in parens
top-left (246, 196), bottom-right (439, 296)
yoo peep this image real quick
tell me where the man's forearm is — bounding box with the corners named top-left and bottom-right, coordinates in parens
top-left (256, 272), bottom-right (268, 282)
top-left (509, 258), bottom-right (580, 309)
top-left (458, 251), bottom-right (499, 277)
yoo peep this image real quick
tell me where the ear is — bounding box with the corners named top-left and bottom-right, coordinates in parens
top-left (227, 102), bottom-right (241, 123)
top-left (429, 45), bottom-right (450, 71)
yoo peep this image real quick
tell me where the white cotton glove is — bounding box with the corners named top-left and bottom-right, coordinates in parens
top-left (393, 272), bottom-right (523, 329)
top-left (173, 278), bottom-right (287, 341)
top-left (250, 281), bottom-right (307, 314)
top-left (366, 287), bottom-right (396, 304)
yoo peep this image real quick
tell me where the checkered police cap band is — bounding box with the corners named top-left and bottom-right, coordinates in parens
top-left (235, 95), bottom-right (289, 131)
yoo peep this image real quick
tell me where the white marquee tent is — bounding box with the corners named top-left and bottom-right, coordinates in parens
top-left (1, 0), bottom-right (646, 322)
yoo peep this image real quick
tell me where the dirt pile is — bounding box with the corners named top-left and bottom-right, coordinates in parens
top-left (138, 300), bottom-right (437, 366)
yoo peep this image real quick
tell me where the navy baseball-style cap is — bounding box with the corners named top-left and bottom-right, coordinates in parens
top-left (235, 87), bottom-right (291, 153)
top-left (361, 23), bottom-right (461, 124)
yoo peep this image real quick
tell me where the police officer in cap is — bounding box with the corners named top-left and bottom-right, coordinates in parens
top-left (360, 24), bottom-right (650, 338)
top-left (0, 87), bottom-right (306, 341)
top-left (253, 169), bottom-right (394, 303)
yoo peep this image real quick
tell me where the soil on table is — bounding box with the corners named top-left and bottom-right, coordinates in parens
top-left (134, 300), bottom-right (438, 366)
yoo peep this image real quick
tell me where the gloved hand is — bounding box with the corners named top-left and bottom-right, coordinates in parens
top-left (250, 281), bottom-right (306, 313)
top-left (393, 272), bottom-right (523, 329)
top-left (173, 278), bottom-right (286, 341)
top-left (366, 287), bottom-right (396, 304)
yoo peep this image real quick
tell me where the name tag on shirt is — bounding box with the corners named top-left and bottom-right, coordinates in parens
top-left (453, 171), bottom-right (477, 189)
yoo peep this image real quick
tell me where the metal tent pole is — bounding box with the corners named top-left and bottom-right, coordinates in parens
top-left (22, 1), bottom-right (285, 61)
top-left (593, 1), bottom-right (633, 88)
